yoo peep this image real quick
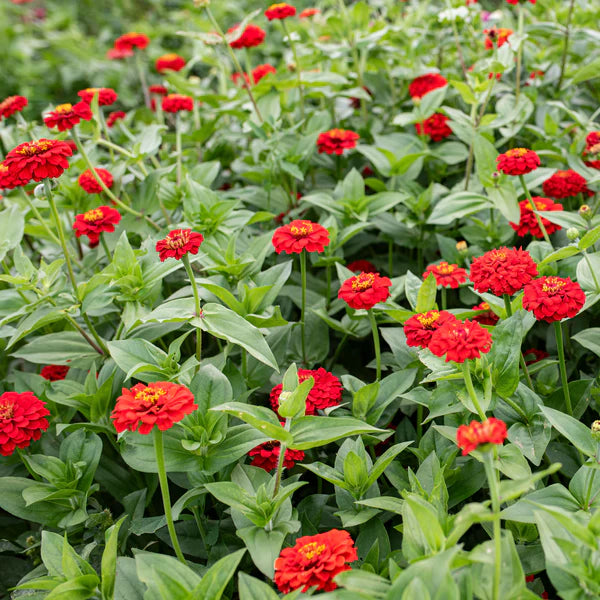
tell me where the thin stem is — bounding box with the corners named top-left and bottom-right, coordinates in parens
top-left (502, 294), bottom-right (534, 390)
top-left (584, 445), bottom-right (599, 509)
top-left (153, 428), bottom-right (186, 563)
top-left (461, 362), bottom-right (487, 420)
top-left (327, 333), bottom-right (348, 370)
top-left (515, 3), bottom-right (524, 103)
top-left (518, 175), bottom-right (552, 247)
top-left (554, 321), bottom-right (573, 416)
top-left (416, 405), bottom-right (423, 443)
top-left (20, 188), bottom-right (60, 245)
top-left (300, 250), bottom-right (307, 365)
top-left (463, 104), bottom-right (478, 190)
top-left (182, 255), bottom-right (202, 372)
top-left (483, 449), bottom-right (502, 600)
top-left (100, 233), bottom-right (112, 262)
top-left (450, 19), bottom-right (469, 82)
top-left (97, 109), bottom-right (115, 163)
top-left (135, 52), bottom-right (151, 109)
top-left (368, 310), bottom-right (382, 382)
top-left (557, 0), bottom-right (576, 91)
top-left (441, 287), bottom-right (447, 311)
top-left (282, 20), bottom-right (305, 124)
top-left (175, 113), bottom-right (183, 187)
top-left (582, 250), bottom-right (600, 291)
top-left (326, 264), bottom-right (331, 309)
top-left (272, 418), bottom-right (292, 498)
top-left (388, 241), bottom-right (394, 277)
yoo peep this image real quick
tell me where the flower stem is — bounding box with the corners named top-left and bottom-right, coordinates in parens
top-left (100, 233), bottom-right (112, 262)
top-left (461, 362), bottom-right (487, 420)
top-left (368, 309), bottom-right (382, 382)
top-left (557, 0), bottom-right (576, 91)
top-left (19, 188), bottom-right (60, 245)
top-left (153, 428), bottom-right (186, 564)
top-left (272, 418), bottom-right (291, 499)
top-left (483, 448), bottom-right (502, 600)
top-left (300, 250), bottom-right (307, 365)
top-left (515, 3), bottom-right (524, 104)
top-left (441, 287), bottom-right (447, 310)
top-left (502, 294), bottom-right (534, 390)
top-left (518, 175), bottom-right (552, 247)
top-left (554, 320), bottom-right (573, 416)
top-left (135, 52), bottom-right (151, 109)
top-left (175, 113), bottom-right (183, 187)
top-left (282, 20), bottom-right (305, 124)
top-left (182, 254), bottom-right (202, 373)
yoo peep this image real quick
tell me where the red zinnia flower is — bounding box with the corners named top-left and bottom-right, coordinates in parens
top-left (523, 348), bottom-right (549, 365)
top-left (429, 319), bottom-right (492, 363)
top-left (231, 72), bottom-right (251, 87)
top-left (274, 529), bottom-right (358, 593)
top-left (44, 101), bottom-right (93, 132)
top-left (272, 219), bottom-right (330, 254)
top-left (156, 229), bottom-right (204, 262)
top-left (415, 113), bottom-right (452, 142)
top-left (583, 132), bottom-right (600, 169)
top-left (0, 95), bottom-right (28, 119)
top-left (252, 63), bottom-right (277, 83)
top-left (0, 163), bottom-right (17, 190)
top-left (270, 368), bottom-right (343, 416)
top-left (73, 206), bottom-right (121, 244)
top-left (106, 111), bottom-right (126, 128)
top-left (0, 391), bottom-right (50, 456)
top-left (228, 24), bottom-right (266, 49)
top-left (510, 196), bottom-right (563, 238)
top-left (249, 440), bottom-right (305, 471)
top-left (41, 365), bottom-right (69, 381)
top-left (484, 27), bottom-right (513, 50)
top-left (114, 32), bottom-right (150, 52)
top-left (161, 94), bottom-right (194, 113)
top-left (338, 272), bottom-right (392, 310)
top-left (265, 3), bottom-right (297, 20)
top-left (456, 418), bottom-right (507, 455)
top-left (299, 8), bottom-right (320, 17)
top-left (316, 129), bottom-right (360, 155)
top-left (346, 259), bottom-right (377, 274)
top-left (472, 302), bottom-right (499, 326)
top-left (155, 53), bottom-right (186, 73)
top-left (496, 148), bottom-right (540, 175)
top-left (423, 261), bottom-right (467, 289)
top-left (542, 169), bottom-right (592, 199)
top-left (107, 47), bottom-right (133, 60)
top-left (404, 310), bottom-right (458, 348)
top-left (111, 382), bottom-right (197, 434)
top-left (77, 87), bottom-right (118, 106)
top-left (149, 85), bottom-right (168, 95)
top-left (78, 168), bottom-right (114, 194)
top-left (469, 247), bottom-right (538, 297)
top-left (408, 73), bottom-right (447, 99)
top-left (522, 276), bottom-right (586, 323)
top-left (506, 0), bottom-right (536, 4)
top-left (3, 139), bottom-right (73, 186)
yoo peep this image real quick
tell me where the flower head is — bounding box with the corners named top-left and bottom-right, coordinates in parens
top-left (316, 129), bottom-right (360, 155)
top-left (510, 196), bottom-right (563, 238)
top-left (429, 319), bottom-right (492, 362)
top-left (41, 365), bottom-right (70, 381)
top-left (456, 418), bottom-right (507, 455)
top-left (542, 170), bottom-right (592, 199)
top-left (0, 391), bottom-right (50, 456)
top-left (149, 85), bottom-right (168, 95)
top-left (155, 53), bottom-right (186, 73)
top-left (346, 259), bottom-right (377, 274)
top-left (228, 24), bottom-right (266, 49)
top-left (415, 113), bottom-right (452, 142)
top-left (44, 101), bottom-right (93, 132)
top-left (472, 302), bottom-right (499, 326)
top-left (78, 168), bottom-right (114, 194)
top-left (3, 139), bottom-right (73, 186)
top-left (404, 310), bottom-right (458, 348)
top-left (156, 229), bottom-right (204, 262)
top-left (249, 440), bottom-right (304, 471)
top-left (506, 0), bottom-right (536, 4)
top-left (338, 272), bottom-right (392, 310)
top-left (522, 276), bottom-right (586, 323)
top-left (484, 27), bottom-right (513, 49)
top-left (272, 219), bottom-right (330, 254)
top-left (523, 348), bottom-right (549, 365)
top-left (0, 163), bottom-right (18, 190)
top-left (77, 87), bottom-right (118, 106)
top-left (252, 63), bottom-right (277, 83)
top-left (496, 148), bottom-right (540, 175)
top-left (107, 47), bottom-right (133, 60)
top-left (161, 94), bottom-right (194, 113)
top-left (106, 111), bottom-right (126, 128)
top-left (0, 95), bottom-right (28, 119)
top-left (423, 261), bottom-right (467, 289)
top-left (73, 206), bottom-right (121, 244)
top-left (299, 8), bottom-right (320, 18)
top-left (265, 3), bottom-right (297, 20)
top-left (408, 73), bottom-right (447, 99)
top-left (114, 32), bottom-right (150, 51)
top-left (583, 132), bottom-right (600, 169)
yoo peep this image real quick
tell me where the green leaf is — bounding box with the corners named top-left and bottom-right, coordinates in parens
top-left (415, 273), bottom-right (437, 313)
top-left (539, 406), bottom-right (597, 458)
top-left (101, 517), bottom-right (127, 600)
top-left (0, 204), bottom-right (25, 263)
top-left (539, 244), bottom-right (581, 265)
top-left (11, 332), bottom-right (100, 367)
top-left (135, 552), bottom-right (200, 599)
top-left (106, 338), bottom-right (169, 381)
top-left (44, 575), bottom-right (100, 600)
top-left (578, 225), bottom-right (600, 250)
top-left (236, 526), bottom-right (285, 579)
top-left (188, 549), bottom-right (245, 599)
top-left (572, 328), bottom-right (600, 357)
top-left (238, 573), bottom-right (279, 600)
top-left (427, 192), bottom-right (490, 225)
top-left (570, 56), bottom-right (600, 84)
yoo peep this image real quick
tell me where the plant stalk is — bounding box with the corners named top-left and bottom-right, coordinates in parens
top-left (182, 255), bottom-right (202, 372)
top-left (554, 320), bottom-right (573, 416)
top-left (368, 309), bottom-right (382, 382)
top-left (461, 362), bottom-right (487, 420)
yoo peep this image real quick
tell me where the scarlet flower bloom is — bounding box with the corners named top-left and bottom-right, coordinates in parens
top-left (3, 139), bottom-right (73, 186)
top-left (506, 0), bottom-right (536, 4)
top-left (40, 365), bottom-right (70, 381)
top-left (106, 111), bottom-right (126, 128)
top-left (274, 529), bottom-right (358, 593)
top-left (542, 169), bottom-right (592, 199)
top-left (469, 247), bottom-right (538, 297)
top-left (155, 53), bottom-right (186, 73)
top-left (231, 72), bottom-right (251, 87)
top-left (270, 368), bottom-right (343, 416)
top-left (496, 147), bottom-right (540, 175)
top-left (272, 220), bottom-right (330, 254)
top-left (107, 47), bottom-right (133, 60)
top-left (456, 418), bottom-right (507, 455)
top-left (265, 3), bottom-right (297, 20)
top-left (408, 73), bottom-right (447, 99)
top-left (484, 27), bottom-right (513, 50)
top-left (299, 8), bottom-right (320, 17)
top-left (585, 131), bottom-right (600, 150)
top-left (10, 0), bottom-right (34, 3)
top-left (429, 319), bottom-right (492, 363)
top-left (510, 196), bottom-right (563, 238)
top-left (423, 261), bottom-right (467, 289)
top-left (156, 229), bottom-right (204, 262)
top-left (0, 95), bottom-right (28, 119)
top-left (73, 206), bottom-right (121, 244)
top-left (529, 70), bottom-right (544, 80)
top-left (404, 310), bottom-right (458, 348)
top-left (523, 348), bottom-right (549, 365)
top-left (522, 276), bottom-right (586, 323)
top-left (415, 113), bottom-right (452, 142)
top-left (316, 129), bottom-right (360, 155)
top-left (249, 440), bottom-right (305, 471)
top-left (338, 272), bottom-right (392, 310)
top-left (111, 382), bottom-right (198, 434)
top-left (43, 101), bottom-right (93, 132)
top-left (472, 302), bottom-right (499, 326)
top-left (77, 87), bottom-right (118, 106)
top-left (347, 259), bottom-right (377, 274)
top-left (0, 391), bottom-right (50, 456)
top-left (252, 63), bottom-right (277, 83)
top-left (161, 94), bottom-right (194, 113)
top-left (114, 32), bottom-right (150, 52)
top-left (583, 131), bottom-right (600, 169)
top-left (149, 85), bottom-right (168, 95)
top-left (0, 163), bottom-right (17, 190)
top-left (78, 168), bottom-right (114, 194)
top-left (228, 24), bottom-right (266, 49)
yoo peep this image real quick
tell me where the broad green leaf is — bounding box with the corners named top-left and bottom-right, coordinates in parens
top-left (415, 273), bottom-right (437, 313)
top-left (188, 549), bottom-right (245, 599)
top-left (101, 517), bottom-right (127, 600)
top-left (540, 406), bottom-right (597, 457)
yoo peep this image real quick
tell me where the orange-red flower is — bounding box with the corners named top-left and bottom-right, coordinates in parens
top-left (107, 47), bottom-right (133, 60)
top-left (299, 7), bottom-right (320, 17)
top-left (228, 24), bottom-right (266, 49)
top-left (73, 206), bottom-right (121, 244)
top-left (338, 272), bottom-right (392, 310)
top-left (155, 53), bottom-right (186, 73)
top-left (456, 418), bottom-right (507, 455)
top-left (156, 229), bottom-right (204, 262)
top-left (77, 87), bottom-right (118, 106)
top-left (484, 27), bottom-right (513, 50)
top-left (161, 94), bottom-right (194, 113)
top-left (496, 148), bottom-right (540, 175)
top-left (78, 168), bottom-right (114, 194)
top-left (408, 73), bottom-right (447, 99)
top-left (506, 0), bottom-right (536, 4)
top-left (3, 139), bottom-right (73, 186)
top-left (249, 440), bottom-right (305, 471)
top-left (44, 101), bottom-right (93, 132)
top-left (265, 3), bottom-right (297, 20)
top-left (316, 129), bottom-right (360, 155)
top-left (114, 32), bottom-right (150, 51)
top-left (472, 302), bottom-right (499, 326)
top-left (583, 131), bottom-right (600, 169)
top-left (149, 84), bottom-right (168, 95)
top-left (415, 113), bottom-right (452, 142)
top-left (40, 365), bottom-right (69, 381)
top-left (429, 319), bottom-right (492, 362)
top-left (111, 382), bottom-right (197, 434)
top-left (423, 261), bottom-right (467, 289)
top-left (272, 220), bottom-right (330, 254)
top-left (510, 196), bottom-right (563, 238)
top-left (0, 163), bottom-right (17, 190)
top-left (0, 95), bottom-right (28, 119)
top-left (346, 259), bottom-right (377, 274)
top-left (252, 63), bottom-right (277, 83)
top-left (542, 169), bottom-right (592, 199)
top-left (404, 310), bottom-right (458, 348)
top-left (522, 276), bottom-right (586, 323)
top-left (0, 391), bottom-right (50, 456)
top-left (274, 529), bottom-right (358, 593)
top-left (106, 111), bottom-right (126, 128)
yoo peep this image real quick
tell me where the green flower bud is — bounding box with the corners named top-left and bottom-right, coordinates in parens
top-left (592, 420), bottom-right (600, 442)
top-left (566, 227), bottom-right (580, 241)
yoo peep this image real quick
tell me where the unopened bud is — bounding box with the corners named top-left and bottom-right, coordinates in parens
top-left (579, 205), bottom-right (592, 220)
top-left (278, 391), bottom-right (292, 404)
top-left (566, 227), bottom-right (580, 241)
top-left (456, 240), bottom-right (468, 253)
top-left (491, 171), bottom-right (500, 179)
top-left (194, 0), bottom-right (210, 7)
top-left (592, 420), bottom-right (600, 442)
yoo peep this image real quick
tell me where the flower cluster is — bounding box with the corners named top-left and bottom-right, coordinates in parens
top-left (496, 148), bottom-right (540, 175)
top-left (428, 319), bottom-right (493, 363)
top-left (228, 24), bottom-right (266, 49)
top-left (542, 170), bottom-right (592, 199)
top-left (265, 3), bottom-right (296, 20)
top-left (155, 53), bottom-right (186, 73)
top-left (415, 113), bottom-right (452, 142)
top-left (249, 440), bottom-right (304, 471)
top-left (408, 73), bottom-right (447, 99)
top-left (156, 229), bottom-right (204, 261)
top-left (0, 95), bottom-right (28, 119)
top-left (78, 168), bottom-right (114, 194)
top-left (484, 27), bottom-right (513, 50)
top-left (404, 310), bottom-right (457, 348)
top-left (161, 94), bottom-right (194, 113)
top-left (44, 101), bottom-right (93, 131)
top-left (40, 365), bottom-right (70, 381)
top-left (456, 418), bottom-right (508, 455)
top-left (77, 87), bottom-right (118, 106)
top-left (472, 302), bottom-right (499, 326)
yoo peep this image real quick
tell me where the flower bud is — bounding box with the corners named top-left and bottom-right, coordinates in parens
top-left (456, 240), bottom-right (468, 253)
top-left (579, 205), bottom-right (592, 220)
top-left (194, 0), bottom-right (210, 6)
top-left (566, 227), bottom-right (580, 241)
top-left (592, 420), bottom-right (600, 442)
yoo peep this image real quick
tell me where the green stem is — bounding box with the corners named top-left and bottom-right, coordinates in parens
top-left (502, 294), bottom-right (534, 390)
top-left (175, 113), bottom-right (182, 187)
top-left (463, 103), bottom-right (478, 190)
top-left (557, 0), bottom-right (576, 91)
top-left (441, 287), bottom-right (447, 311)
top-left (450, 19), bottom-right (469, 82)
top-left (518, 175), bottom-right (552, 247)
top-left (368, 310), bottom-right (382, 382)
top-left (515, 3), bottom-right (524, 104)
top-left (153, 428), bottom-right (186, 563)
top-left (182, 255), bottom-right (202, 372)
top-left (97, 109), bottom-right (115, 163)
top-left (282, 20), bottom-right (305, 124)
top-left (135, 52), bottom-right (151, 109)
top-left (582, 251), bottom-right (600, 291)
top-left (300, 250), bottom-right (307, 365)
top-left (388, 240), bottom-right (394, 277)
top-left (272, 418), bottom-right (292, 498)
top-left (327, 333), bottom-right (348, 370)
top-left (416, 405), bottom-right (423, 443)
top-left (584, 445), bottom-right (599, 510)
top-left (461, 362), bottom-right (487, 420)
top-left (20, 188), bottom-right (60, 245)
top-left (483, 449), bottom-right (502, 600)
top-left (326, 264), bottom-right (331, 309)
top-left (554, 321), bottom-right (573, 416)
top-left (100, 233), bottom-right (112, 262)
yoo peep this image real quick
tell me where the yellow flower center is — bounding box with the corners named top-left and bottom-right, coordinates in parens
top-left (490, 250), bottom-right (506, 261)
top-left (134, 387), bottom-right (167, 405)
top-left (269, 2), bottom-right (288, 9)
top-left (479, 302), bottom-right (490, 310)
top-left (435, 262), bottom-right (455, 275)
top-left (299, 542), bottom-right (326, 560)
top-left (417, 311), bottom-right (440, 328)
top-left (541, 277), bottom-right (566, 294)
top-left (55, 103), bottom-right (73, 114)
top-left (352, 272), bottom-right (375, 291)
top-left (165, 230), bottom-right (190, 249)
top-left (0, 401), bottom-right (14, 419)
top-left (83, 208), bottom-right (103, 222)
top-left (16, 140), bottom-right (53, 156)
top-left (507, 148), bottom-right (528, 157)
top-left (161, 53), bottom-right (179, 60)
top-left (289, 221), bottom-right (313, 237)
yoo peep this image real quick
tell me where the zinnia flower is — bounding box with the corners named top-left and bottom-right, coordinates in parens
top-left (472, 302), bottom-right (499, 326)
top-left (161, 94), bottom-right (194, 113)
top-left (523, 348), bottom-right (549, 365)
top-left (506, 0), bottom-right (536, 4)
top-left (265, 3), bottom-right (297, 20)
top-left (346, 259), bottom-right (377, 274)
top-left (469, 247), bottom-right (538, 296)
top-left (0, 163), bottom-right (17, 190)
top-left (429, 319), bottom-right (492, 362)
top-left (111, 382), bottom-right (197, 434)
top-left (316, 129), bottom-right (360, 155)
top-left (522, 276), bottom-right (586, 323)
top-left (510, 196), bottom-right (563, 238)
top-left (156, 229), bottom-right (204, 261)
top-left (78, 168), bottom-right (114, 194)
top-left (0, 95), bottom-right (28, 119)
top-left (73, 206), bottom-right (121, 244)
top-left (155, 53), bottom-right (186, 73)
top-left (3, 139), bottom-right (73, 186)
top-left (456, 418), bottom-right (507, 455)
top-left (149, 85), bottom-right (168, 95)
top-left (228, 24), bottom-right (266, 49)
top-left (415, 113), bottom-right (452, 142)
top-left (43, 101), bottom-right (93, 132)
top-left (252, 63), bottom-right (277, 83)
top-left (338, 272), bottom-right (392, 310)
top-left (106, 111), bottom-right (126, 128)
top-left (114, 32), bottom-right (150, 51)
top-left (496, 148), bottom-right (540, 175)
top-left (423, 261), bottom-right (467, 289)
top-left (40, 365), bottom-right (69, 381)
top-left (542, 169), bottom-right (592, 199)
top-left (299, 8), bottom-right (320, 17)
top-left (77, 87), bottom-right (118, 106)
top-left (404, 310), bottom-right (458, 348)
top-left (0, 391), bottom-right (50, 457)
top-left (408, 73), bottom-right (447, 99)
top-left (484, 27), bottom-right (513, 50)
top-left (107, 47), bottom-right (133, 60)
top-left (249, 440), bottom-right (305, 471)
top-left (272, 220), bottom-right (330, 254)
top-left (274, 530), bottom-right (358, 593)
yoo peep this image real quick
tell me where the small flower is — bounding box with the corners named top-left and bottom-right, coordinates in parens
top-left (346, 259), bottom-right (377, 274)
top-left (161, 94), bottom-right (194, 113)
top-left (0, 163), bottom-right (18, 190)
top-left (522, 276), bottom-right (586, 323)
top-left (472, 302), bottom-right (499, 326)
top-left (252, 63), bottom-right (277, 83)
top-left (249, 440), bottom-right (305, 471)
top-left (591, 420), bottom-right (600, 442)
top-left (265, 3), bottom-right (297, 20)
top-left (0, 391), bottom-right (50, 456)
top-left (156, 229), bottom-right (204, 262)
top-left (415, 113), bottom-right (452, 142)
top-left (274, 530), bottom-right (358, 593)
top-left (438, 6), bottom-right (470, 23)
top-left (408, 73), bottom-right (447, 99)
top-left (423, 261), bottom-right (467, 289)
top-left (299, 7), bottom-right (320, 18)
top-left (429, 319), bottom-right (492, 363)
top-left (404, 310), bottom-right (458, 348)
top-left (338, 272), bottom-right (392, 310)
top-left (40, 365), bottom-right (69, 381)
top-left (43, 101), bottom-right (93, 132)
top-left (0, 95), bottom-right (28, 119)
top-left (107, 47), bottom-right (133, 60)
top-left (496, 148), bottom-right (540, 175)
top-left (316, 129), bottom-right (360, 155)
top-left (542, 169), bottom-right (592, 199)
top-left (510, 196), bottom-right (563, 238)
top-left (73, 206), bottom-right (121, 244)
top-left (484, 27), bottom-right (513, 50)
top-left (456, 418), bottom-right (507, 455)
top-left (114, 32), bottom-right (150, 51)
top-left (78, 168), bottom-right (114, 194)
top-left (155, 53), bottom-right (186, 73)
top-left (111, 382), bottom-right (198, 434)
top-left (3, 139), bottom-right (73, 186)
top-left (77, 87), bottom-right (118, 106)
top-left (523, 348), bottom-right (549, 365)
top-left (579, 204), bottom-right (592, 219)
top-left (272, 219), bottom-right (330, 254)
top-left (106, 111), bottom-right (126, 128)
top-left (228, 24), bottom-right (266, 49)
top-left (149, 85), bottom-right (169, 95)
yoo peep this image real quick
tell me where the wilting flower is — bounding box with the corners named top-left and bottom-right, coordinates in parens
top-left (0, 391), bottom-right (50, 456)
top-left (40, 365), bottom-right (69, 381)
top-left (510, 196), bottom-right (563, 238)
top-left (114, 32), bottom-right (150, 51)
top-left (523, 348), bottom-right (549, 365)
top-left (496, 148), bottom-right (540, 175)
top-left (316, 129), bottom-right (360, 155)
top-left (78, 168), bottom-right (114, 194)
top-left (522, 276), bottom-right (586, 323)
top-left (404, 310), bottom-right (458, 348)
top-left (228, 24), bottom-right (266, 49)
top-left (415, 113), bottom-right (452, 142)
top-left (542, 169), bottom-right (592, 199)
top-left (299, 7), bottom-right (320, 17)
top-left (274, 529), bottom-right (358, 593)
top-left (272, 219), bottom-right (330, 254)
top-left (155, 53), bottom-right (186, 73)
top-left (429, 319), bottom-right (492, 362)
top-left (484, 27), bottom-right (513, 50)
top-left (408, 73), bottom-right (447, 99)
top-left (43, 101), bottom-right (93, 131)
top-left (77, 87), bottom-right (118, 106)
top-left (338, 272), bottom-right (392, 310)
top-left (0, 95), bottom-right (28, 119)
top-left (161, 94), bottom-right (194, 113)
top-left (346, 259), bottom-right (377, 274)
top-left (106, 111), bottom-right (126, 128)
top-left (456, 418), bottom-right (507, 455)
top-left (111, 382), bottom-right (197, 434)
top-left (249, 440), bottom-right (305, 471)
top-left (73, 206), bottom-right (121, 244)
top-left (472, 302), bottom-right (499, 326)
top-left (423, 261), bottom-right (467, 289)
top-left (156, 229), bottom-right (204, 262)
top-left (107, 47), bottom-right (133, 60)
top-left (3, 139), bottom-right (73, 186)
top-left (265, 3), bottom-right (297, 20)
